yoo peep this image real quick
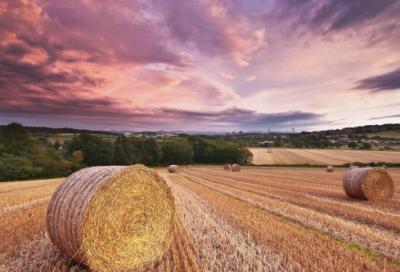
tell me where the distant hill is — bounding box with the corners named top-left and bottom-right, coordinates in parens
top-left (0, 125), bottom-right (119, 136)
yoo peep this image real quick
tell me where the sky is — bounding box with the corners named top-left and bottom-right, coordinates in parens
top-left (0, 0), bottom-right (400, 133)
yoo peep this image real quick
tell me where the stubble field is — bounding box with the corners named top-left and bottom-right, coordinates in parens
top-left (1, 166), bottom-right (400, 271)
top-left (249, 148), bottom-right (400, 165)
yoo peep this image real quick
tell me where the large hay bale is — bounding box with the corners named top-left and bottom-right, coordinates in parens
top-left (327, 166), bottom-right (334, 172)
top-left (231, 164), bottom-right (241, 172)
top-left (343, 168), bottom-right (394, 201)
top-left (46, 166), bottom-right (175, 271)
top-left (168, 165), bottom-right (179, 173)
top-left (382, 165), bottom-right (387, 170)
top-left (224, 164), bottom-right (231, 170)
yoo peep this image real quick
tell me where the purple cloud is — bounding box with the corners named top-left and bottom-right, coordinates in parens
top-left (353, 67), bottom-right (400, 92)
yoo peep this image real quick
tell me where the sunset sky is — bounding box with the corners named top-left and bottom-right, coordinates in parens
top-left (1, 0), bottom-right (399, 132)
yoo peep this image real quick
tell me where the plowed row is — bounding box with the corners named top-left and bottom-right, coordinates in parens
top-left (249, 148), bottom-right (400, 165)
top-left (1, 167), bottom-right (399, 271)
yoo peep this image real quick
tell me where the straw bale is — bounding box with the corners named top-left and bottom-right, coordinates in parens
top-left (223, 164), bottom-right (231, 170)
top-left (382, 165), bottom-right (387, 170)
top-left (46, 166), bottom-right (175, 271)
top-left (231, 164), bottom-right (241, 172)
top-left (343, 168), bottom-right (394, 201)
top-left (350, 165), bottom-right (359, 169)
top-left (188, 164), bottom-right (192, 168)
top-left (168, 165), bottom-right (179, 173)
top-left (327, 166), bottom-right (334, 172)
top-left (134, 163), bottom-right (146, 168)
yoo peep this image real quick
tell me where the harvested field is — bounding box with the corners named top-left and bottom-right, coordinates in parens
top-left (249, 147), bottom-right (400, 165)
top-left (1, 167), bottom-right (400, 271)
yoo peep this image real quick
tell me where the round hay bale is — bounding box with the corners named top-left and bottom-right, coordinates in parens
top-left (231, 164), bottom-right (241, 172)
top-left (134, 163), bottom-right (146, 168)
top-left (327, 166), bottom-right (334, 172)
top-left (188, 164), bottom-right (192, 168)
top-left (343, 168), bottom-right (394, 201)
top-left (46, 166), bottom-right (175, 271)
top-left (168, 165), bottom-right (179, 173)
top-left (350, 165), bottom-right (359, 169)
top-left (382, 165), bottom-right (387, 170)
top-left (223, 164), bottom-right (231, 170)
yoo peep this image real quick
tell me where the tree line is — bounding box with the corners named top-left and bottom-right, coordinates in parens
top-left (0, 123), bottom-right (253, 182)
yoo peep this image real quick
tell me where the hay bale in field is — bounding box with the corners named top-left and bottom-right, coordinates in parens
top-left (350, 165), bottom-right (359, 169)
top-left (46, 166), bottom-right (175, 271)
top-left (224, 164), bottom-right (231, 170)
top-left (168, 165), bottom-right (179, 173)
top-left (188, 164), bottom-right (192, 168)
top-left (382, 165), bottom-right (387, 170)
top-left (327, 166), bottom-right (334, 172)
top-left (135, 163), bottom-right (146, 168)
top-left (231, 164), bottom-right (241, 172)
top-left (343, 168), bottom-right (394, 201)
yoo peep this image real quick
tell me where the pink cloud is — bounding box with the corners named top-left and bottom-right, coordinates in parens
top-left (220, 72), bottom-right (240, 81)
top-left (1, 0), bottom-right (399, 132)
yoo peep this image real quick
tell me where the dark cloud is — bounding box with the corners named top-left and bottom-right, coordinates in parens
top-left (1, 0), bottom-right (193, 66)
top-left (353, 67), bottom-right (400, 92)
top-left (268, 0), bottom-right (400, 44)
top-left (370, 114), bottom-right (400, 120)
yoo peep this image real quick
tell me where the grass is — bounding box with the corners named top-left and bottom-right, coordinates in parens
top-left (358, 130), bottom-right (400, 139)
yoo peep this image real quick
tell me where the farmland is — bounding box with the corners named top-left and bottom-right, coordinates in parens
top-left (249, 148), bottom-right (400, 165)
top-left (1, 166), bottom-right (400, 271)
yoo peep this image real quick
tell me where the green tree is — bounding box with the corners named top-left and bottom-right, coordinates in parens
top-left (115, 136), bottom-right (136, 164)
top-left (348, 142), bottom-right (358, 149)
top-left (0, 155), bottom-right (43, 181)
top-left (334, 142), bottom-right (342, 149)
top-left (162, 139), bottom-right (193, 165)
top-left (0, 123), bottom-right (36, 156)
top-left (53, 140), bottom-right (62, 150)
top-left (273, 139), bottom-right (284, 147)
top-left (66, 133), bottom-right (114, 166)
top-left (143, 138), bottom-right (163, 166)
top-left (113, 144), bottom-right (128, 165)
top-left (362, 142), bottom-right (372, 149)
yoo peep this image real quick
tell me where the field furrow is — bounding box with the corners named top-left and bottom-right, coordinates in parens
top-left (169, 171), bottom-right (396, 271)
top-left (188, 168), bottom-right (400, 213)
top-left (160, 172), bottom-right (285, 271)
top-left (249, 148), bottom-right (400, 165)
top-left (179, 171), bottom-right (400, 263)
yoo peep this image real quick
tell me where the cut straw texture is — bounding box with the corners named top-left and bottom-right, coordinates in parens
top-left (168, 165), bottom-right (180, 173)
top-left (46, 166), bottom-right (176, 271)
top-left (223, 164), bottom-right (231, 170)
top-left (327, 166), bottom-right (334, 172)
top-left (231, 164), bottom-right (241, 172)
top-left (343, 168), bottom-right (395, 201)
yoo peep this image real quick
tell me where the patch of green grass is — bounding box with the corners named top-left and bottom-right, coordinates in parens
top-left (48, 135), bottom-right (78, 138)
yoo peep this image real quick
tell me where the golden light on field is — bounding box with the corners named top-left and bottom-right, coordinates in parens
top-left (249, 148), bottom-right (400, 165)
top-left (1, 166), bottom-right (400, 271)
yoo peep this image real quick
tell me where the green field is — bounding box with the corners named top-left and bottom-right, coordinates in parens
top-left (348, 130), bottom-right (400, 139)
top-left (360, 130), bottom-right (400, 139)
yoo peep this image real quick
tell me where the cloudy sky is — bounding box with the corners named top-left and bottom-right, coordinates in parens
top-left (1, 0), bottom-right (399, 132)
